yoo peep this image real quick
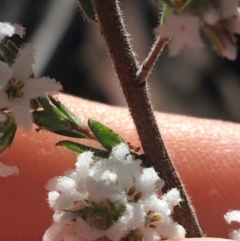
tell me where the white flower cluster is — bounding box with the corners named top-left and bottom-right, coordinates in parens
top-left (156, 0), bottom-right (240, 60)
top-left (44, 143), bottom-right (185, 241)
top-left (0, 22), bottom-right (62, 177)
top-left (225, 210), bottom-right (240, 241)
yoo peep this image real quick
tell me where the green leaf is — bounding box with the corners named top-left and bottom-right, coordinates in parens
top-left (159, 0), bottom-right (177, 9)
top-left (34, 96), bottom-right (94, 139)
top-left (88, 119), bottom-right (125, 151)
top-left (0, 41), bottom-right (19, 66)
top-left (38, 97), bottom-right (63, 116)
top-left (0, 114), bottom-right (17, 154)
top-left (77, 0), bottom-right (97, 22)
top-left (56, 140), bottom-right (109, 158)
top-left (161, 4), bottom-right (174, 24)
top-left (48, 96), bottom-right (82, 125)
top-left (33, 111), bottom-right (88, 138)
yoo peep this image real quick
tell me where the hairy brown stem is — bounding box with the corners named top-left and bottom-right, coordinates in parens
top-left (92, 0), bottom-right (203, 237)
top-left (137, 37), bottom-right (169, 82)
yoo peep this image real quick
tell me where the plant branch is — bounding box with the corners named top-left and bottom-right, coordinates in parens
top-left (137, 36), bottom-right (169, 82)
top-left (92, 0), bottom-right (203, 237)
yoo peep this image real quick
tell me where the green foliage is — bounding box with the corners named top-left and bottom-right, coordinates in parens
top-left (88, 119), bottom-right (125, 151)
top-left (48, 96), bottom-right (82, 125)
top-left (33, 97), bottom-right (127, 156)
top-left (56, 140), bottom-right (109, 158)
top-left (33, 97), bottom-right (91, 138)
top-left (159, 0), bottom-right (177, 8)
top-left (33, 111), bottom-right (87, 138)
top-left (0, 41), bottom-right (19, 66)
top-left (161, 4), bottom-right (174, 24)
top-left (77, 0), bottom-right (97, 22)
top-left (33, 97), bottom-right (126, 156)
top-left (0, 113), bottom-right (17, 154)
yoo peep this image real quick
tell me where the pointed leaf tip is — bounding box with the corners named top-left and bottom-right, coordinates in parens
top-left (56, 140), bottom-right (109, 158)
top-left (77, 0), bottom-right (97, 22)
top-left (88, 119), bottom-right (125, 151)
top-left (0, 114), bottom-right (17, 154)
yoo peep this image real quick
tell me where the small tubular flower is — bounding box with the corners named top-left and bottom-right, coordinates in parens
top-left (157, 0), bottom-right (240, 60)
top-left (156, 13), bottom-right (204, 56)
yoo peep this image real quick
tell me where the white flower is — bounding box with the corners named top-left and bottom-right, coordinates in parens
top-left (224, 210), bottom-right (240, 241)
top-left (155, 13), bottom-right (204, 56)
top-left (0, 22), bottom-right (15, 42)
top-left (157, 1), bottom-right (240, 60)
top-left (202, 5), bottom-right (221, 25)
top-left (141, 194), bottom-right (185, 240)
top-left (218, 35), bottom-right (237, 60)
top-left (225, 210), bottom-right (240, 223)
top-left (12, 23), bottom-right (26, 38)
top-left (0, 161), bottom-right (19, 177)
top-left (44, 143), bottom-right (185, 241)
top-left (0, 44), bottom-right (62, 131)
top-left (0, 22), bottom-right (25, 42)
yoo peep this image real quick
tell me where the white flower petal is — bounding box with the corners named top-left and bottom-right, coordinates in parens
top-left (105, 219), bottom-right (129, 241)
top-left (0, 90), bottom-right (10, 110)
top-left (12, 23), bottom-right (26, 38)
top-left (0, 161), bottom-right (19, 177)
top-left (75, 218), bottom-right (105, 240)
top-left (111, 143), bottom-right (130, 160)
top-left (48, 191), bottom-right (61, 209)
top-left (23, 77), bottom-right (62, 99)
top-left (156, 13), bottom-right (203, 56)
top-left (12, 44), bottom-right (34, 82)
top-left (136, 167), bottom-right (160, 199)
top-left (157, 221), bottom-right (186, 238)
top-left (162, 188), bottom-right (182, 211)
top-left (219, 36), bottom-right (237, 60)
top-left (54, 176), bottom-right (76, 192)
top-left (224, 210), bottom-right (240, 223)
top-left (9, 98), bottom-right (32, 131)
top-left (43, 223), bottom-right (76, 241)
top-left (53, 211), bottom-right (76, 224)
top-left (86, 178), bottom-right (125, 203)
top-left (202, 6), bottom-right (220, 25)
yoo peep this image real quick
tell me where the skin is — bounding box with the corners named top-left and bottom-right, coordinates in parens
top-left (0, 94), bottom-right (240, 241)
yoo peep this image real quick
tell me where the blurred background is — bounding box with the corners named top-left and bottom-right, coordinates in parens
top-left (1, 0), bottom-right (240, 122)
